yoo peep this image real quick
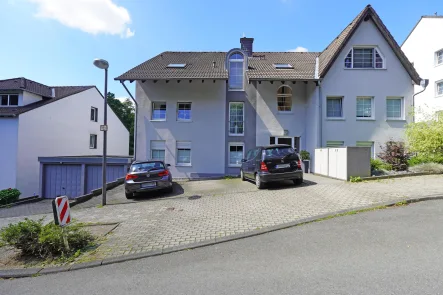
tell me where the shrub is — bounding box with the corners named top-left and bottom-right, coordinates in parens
top-left (0, 188), bottom-right (21, 205)
top-left (409, 163), bottom-right (443, 174)
top-left (0, 218), bottom-right (94, 258)
top-left (300, 150), bottom-right (310, 160)
top-left (408, 155), bottom-right (443, 167)
top-left (406, 116), bottom-right (443, 157)
top-left (370, 159), bottom-right (384, 171)
top-left (350, 176), bottom-right (362, 183)
top-left (377, 141), bottom-right (409, 171)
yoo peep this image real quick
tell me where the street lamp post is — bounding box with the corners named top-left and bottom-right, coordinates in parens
top-left (93, 58), bottom-right (109, 206)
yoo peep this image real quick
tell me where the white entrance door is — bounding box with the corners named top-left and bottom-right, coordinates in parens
top-left (271, 137), bottom-right (300, 151)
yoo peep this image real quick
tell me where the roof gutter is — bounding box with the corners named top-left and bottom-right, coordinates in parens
top-left (120, 81), bottom-right (138, 160)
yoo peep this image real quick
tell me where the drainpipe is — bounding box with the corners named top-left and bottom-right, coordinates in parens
top-left (412, 79), bottom-right (429, 123)
top-left (314, 56), bottom-right (322, 148)
top-left (120, 81), bottom-right (138, 161)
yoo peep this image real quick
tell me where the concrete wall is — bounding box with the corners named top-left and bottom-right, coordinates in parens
top-left (0, 118), bottom-right (19, 190)
top-left (136, 80), bottom-right (226, 178)
top-left (321, 18), bottom-right (415, 157)
top-left (22, 91), bottom-right (42, 106)
top-left (256, 82), bottom-right (308, 147)
top-left (16, 87), bottom-right (129, 196)
top-left (402, 17), bottom-right (443, 121)
top-left (225, 82), bottom-right (257, 175)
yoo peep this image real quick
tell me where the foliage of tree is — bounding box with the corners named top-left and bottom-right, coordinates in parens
top-left (405, 115), bottom-right (443, 159)
top-left (107, 92), bottom-right (135, 155)
top-left (377, 141), bottom-right (409, 171)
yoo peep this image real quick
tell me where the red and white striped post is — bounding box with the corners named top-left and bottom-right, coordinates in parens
top-left (52, 196), bottom-right (71, 250)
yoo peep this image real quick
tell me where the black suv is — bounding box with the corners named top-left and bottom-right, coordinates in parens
top-left (240, 144), bottom-right (303, 189)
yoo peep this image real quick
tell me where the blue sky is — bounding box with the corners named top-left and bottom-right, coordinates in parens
top-left (0, 0), bottom-right (440, 98)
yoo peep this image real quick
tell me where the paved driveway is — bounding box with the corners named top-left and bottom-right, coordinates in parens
top-left (0, 174), bottom-right (442, 265)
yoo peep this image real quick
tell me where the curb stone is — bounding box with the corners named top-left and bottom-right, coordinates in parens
top-left (1, 194), bottom-right (443, 279)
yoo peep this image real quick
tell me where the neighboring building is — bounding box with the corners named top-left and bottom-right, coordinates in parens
top-left (0, 77), bottom-right (129, 196)
top-left (115, 5), bottom-right (421, 178)
top-left (402, 15), bottom-right (443, 121)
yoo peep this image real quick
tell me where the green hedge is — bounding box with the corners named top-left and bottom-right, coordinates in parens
top-left (408, 155), bottom-right (443, 167)
top-left (0, 188), bottom-right (21, 205)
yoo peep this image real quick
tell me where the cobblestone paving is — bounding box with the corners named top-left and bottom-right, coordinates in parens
top-left (1, 174), bottom-right (442, 260)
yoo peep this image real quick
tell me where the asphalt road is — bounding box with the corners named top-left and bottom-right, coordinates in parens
top-left (2, 200), bottom-right (443, 295)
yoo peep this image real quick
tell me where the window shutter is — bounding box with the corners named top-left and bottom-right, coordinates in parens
top-left (176, 141), bottom-right (191, 149)
top-left (151, 140), bottom-right (165, 150)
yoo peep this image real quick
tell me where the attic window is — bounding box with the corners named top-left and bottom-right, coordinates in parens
top-left (274, 63), bottom-right (294, 69)
top-left (167, 63), bottom-right (186, 68)
top-left (344, 47), bottom-right (385, 69)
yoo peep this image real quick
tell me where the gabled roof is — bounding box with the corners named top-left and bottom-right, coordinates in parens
top-left (0, 78), bottom-right (95, 117)
top-left (402, 15), bottom-right (443, 47)
top-left (319, 5), bottom-right (421, 85)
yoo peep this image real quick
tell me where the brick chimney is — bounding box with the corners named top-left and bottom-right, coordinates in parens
top-left (240, 37), bottom-right (254, 57)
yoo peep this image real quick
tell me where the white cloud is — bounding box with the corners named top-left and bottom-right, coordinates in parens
top-left (27, 0), bottom-right (134, 38)
top-left (288, 46), bottom-right (309, 52)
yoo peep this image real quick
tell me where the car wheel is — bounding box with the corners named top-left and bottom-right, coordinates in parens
top-left (293, 178), bottom-right (303, 186)
top-left (255, 174), bottom-right (264, 189)
top-left (240, 169), bottom-right (245, 181)
top-left (125, 192), bottom-right (134, 199)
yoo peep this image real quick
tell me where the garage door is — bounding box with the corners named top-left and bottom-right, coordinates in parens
top-left (43, 165), bottom-right (82, 198)
top-left (85, 165), bottom-right (125, 194)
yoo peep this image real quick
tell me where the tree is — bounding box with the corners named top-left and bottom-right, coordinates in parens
top-left (107, 92), bottom-right (135, 155)
top-left (405, 114), bottom-right (443, 158)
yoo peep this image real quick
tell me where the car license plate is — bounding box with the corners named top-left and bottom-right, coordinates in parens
top-left (276, 164), bottom-right (290, 169)
top-left (141, 182), bottom-right (156, 188)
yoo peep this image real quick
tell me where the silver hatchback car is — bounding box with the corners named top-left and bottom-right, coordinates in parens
top-left (124, 161), bottom-right (173, 199)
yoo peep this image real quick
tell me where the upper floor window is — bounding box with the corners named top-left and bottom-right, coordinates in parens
top-left (345, 47), bottom-right (385, 69)
top-left (436, 81), bottom-right (443, 97)
top-left (229, 102), bottom-right (244, 136)
top-left (228, 52), bottom-right (244, 90)
top-left (89, 134), bottom-right (97, 149)
top-left (177, 102), bottom-right (192, 121)
top-left (386, 97), bottom-right (404, 120)
top-left (90, 107), bottom-right (98, 122)
top-left (0, 94), bottom-right (19, 106)
top-left (436, 49), bottom-right (443, 66)
top-left (326, 97), bottom-right (343, 118)
top-left (277, 86), bottom-right (292, 112)
top-left (356, 96), bottom-right (374, 119)
top-left (152, 102), bottom-right (166, 121)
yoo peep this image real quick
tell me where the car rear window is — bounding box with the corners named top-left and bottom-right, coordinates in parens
top-left (130, 162), bottom-right (165, 172)
top-left (264, 147), bottom-right (297, 158)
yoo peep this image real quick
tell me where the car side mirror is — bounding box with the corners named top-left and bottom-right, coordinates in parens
top-left (241, 159), bottom-right (247, 163)
top-left (166, 163), bottom-right (171, 167)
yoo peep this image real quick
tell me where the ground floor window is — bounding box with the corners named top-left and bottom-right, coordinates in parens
top-left (326, 141), bottom-right (344, 148)
top-left (150, 140), bottom-right (166, 162)
top-left (176, 141), bottom-right (191, 166)
top-left (356, 141), bottom-right (374, 158)
top-left (229, 142), bottom-right (244, 167)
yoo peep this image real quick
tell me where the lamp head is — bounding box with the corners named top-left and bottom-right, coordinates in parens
top-left (93, 59), bottom-right (109, 70)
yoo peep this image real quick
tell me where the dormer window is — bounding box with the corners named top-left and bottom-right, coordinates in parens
top-left (0, 94), bottom-right (19, 106)
top-left (344, 47), bottom-right (385, 69)
top-left (228, 52), bottom-right (244, 90)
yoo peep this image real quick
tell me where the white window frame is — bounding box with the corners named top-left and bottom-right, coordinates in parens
top-left (229, 102), bottom-right (245, 136)
top-left (0, 94), bottom-right (19, 106)
top-left (277, 85), bottom-right (293, 113)
top-left (326, 96), bottom-right (344, 119)
top-left (356, 96), bottom-right (375, 120)
top-left (228, 142), bottom-right (245, 167)
top-left (151, 102), bottom-right (167, 121)
top-left (356, 141), bottom-right (375, 158)
top-left (344, 46), bottom-right (385, 69)
top-left (150, 140), bottom-right (166, 162)
top-left (228, 52), bottom-right (245, 91)
top-left (386, 97), bottom-right (404, 120)
top-left (436, 80), bottom-right (443, 97)
top-left (435, 49), bottom-right (443, 66)
top-left (176, 141), bottom-right (192, 166)
top-left (177, 102), bottom-right (192, 122)
top-left (90, 107), bottom-right (98, 122)
top-left (89, 134), bottom-right (97, 149)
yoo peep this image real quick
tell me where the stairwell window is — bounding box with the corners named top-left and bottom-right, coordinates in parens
top-left (89, 134), bottom-right (97, 149)
top-left (228, 52), bottom-right (244, 90)
top-left (436, 49), bottom-right (443, 66)
top-left (229, 102), bottom-right (244, 136)
top-left (277, 86), bottom-right (292, 112)
top-left (345, 47), bottom-right (385, 69)
top-left (90, 107), bottom-right (98, 122)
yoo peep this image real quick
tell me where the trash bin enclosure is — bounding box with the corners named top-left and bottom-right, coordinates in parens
top-left (314, 147), bottom-right (371, 180)
top-left (39, 156), bottom-right (132, 199)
